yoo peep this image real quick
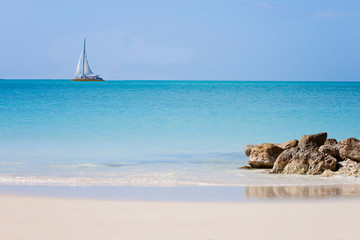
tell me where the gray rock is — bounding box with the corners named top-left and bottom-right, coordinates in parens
top-left (339, 138), bottom-right (360, 162)
top-left (244, 145), bottom-right (257, 157)
top-left (248, 143), bottom-right (284, 168)
top-left (270, 147), bottom-right (299, 173)
top-left (276, 139), bottom-right (298, 150)
top-left (298, 132), bottom-right (327, 149)
top-left (324, 138), bottom-right (338, 146)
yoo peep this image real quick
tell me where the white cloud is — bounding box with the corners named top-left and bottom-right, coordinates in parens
top-left (310, 10), bottom-right (360, 18)
top-left (250, 3), bottom-right (360, 19)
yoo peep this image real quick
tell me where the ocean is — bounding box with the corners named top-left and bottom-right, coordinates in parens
top-left (0, 80), bottom-right (359, 186)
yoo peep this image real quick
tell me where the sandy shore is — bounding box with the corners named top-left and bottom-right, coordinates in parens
top-left (0, 194), bottom-right (358, 240)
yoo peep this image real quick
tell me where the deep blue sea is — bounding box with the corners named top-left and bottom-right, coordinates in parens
top-left (0, 80), bottom-right (359, 186)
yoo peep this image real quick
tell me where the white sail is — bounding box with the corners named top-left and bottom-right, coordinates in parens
top-left (83, 51), bottom-right (93, 76)
top-left (72, 38), bottom-right (103, 81)
top-left (75, 52), bottom-right (82, 76)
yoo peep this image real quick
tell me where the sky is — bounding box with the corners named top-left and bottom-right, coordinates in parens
top-left (0, 0), bottom-right (359, 81)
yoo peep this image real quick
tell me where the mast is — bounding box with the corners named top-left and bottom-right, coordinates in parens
top-left (82, 38), bottom-right (86, 78)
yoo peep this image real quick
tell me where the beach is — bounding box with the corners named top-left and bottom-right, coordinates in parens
top-left (1, 80), bottom-right (359, 239)
top-left (1, 0), bottom-right (360, 238)
top-left (0, 193), bottom-right (358, 240)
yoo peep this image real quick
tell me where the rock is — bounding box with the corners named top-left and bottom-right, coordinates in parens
top-left (282, 149), bottom-right (311, 175)
top-left (270, 147), bottom-right (299, 173)
top-left (321, 169), bottom-right (335, 177)
top-left (319, 145), bottom-right (339, 158)
top-left (239, 165), bottom-right (252, 169)
top-left (307, 154), bottom-right (338, 175)
top-left (276, 139), bottom-right (298, 150)
top-left (339, 138), bottom-right (360, 162)
top-left (324, 138), bottom-right (337, 146)
top-left (298, 132), bottom-right (327, 149)
top-left (337, 159), bottom-right (360, 177)
top-left (243, 134), bottom-right (360, 177)
top-left (281, 148), bottom-right (337, 175)
top-left (244, 145), bottom-right (257, 157)
top-left (248, 143), bottom-right (284, 168)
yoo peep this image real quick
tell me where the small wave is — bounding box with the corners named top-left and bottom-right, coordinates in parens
top-left (47, 163), bottom-right (124, 170)
top-left (0, 175), bottom-right (193, 187)
top-left (103, 163), bottom-right (124, 168)
top-left (0, 173), bottom-right (359, 187)
top-left (0, 161), bottom-right (28, 165)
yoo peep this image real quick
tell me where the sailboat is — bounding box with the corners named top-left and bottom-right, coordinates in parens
top-left (71, 38), bottom-right (104, 81)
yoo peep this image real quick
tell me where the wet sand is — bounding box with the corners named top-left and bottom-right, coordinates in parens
top-left (2, 184), bottom-right (360, 201)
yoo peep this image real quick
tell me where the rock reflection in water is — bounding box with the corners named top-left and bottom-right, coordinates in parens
top-left (245, 185), bottom-right (360, 199)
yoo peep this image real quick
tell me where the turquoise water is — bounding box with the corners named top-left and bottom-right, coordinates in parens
top-left (0, 80), bottom-right (359, 186)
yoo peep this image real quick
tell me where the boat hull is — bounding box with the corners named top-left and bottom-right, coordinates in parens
top-left (71, 79), bottom-right (105, 82)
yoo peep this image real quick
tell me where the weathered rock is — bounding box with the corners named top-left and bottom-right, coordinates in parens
top-left (324, 138), bottom-right (337, 146)
top-left (337, 159), bottom-right (360, 177)
top-left (248, 143), bottom-right (284, 168)
top-left (307, 154), bottom-right (338, 175)
top-left (276, 139), bottom-right (298, 150)
top-left (239, 165), bottom-right (252, 169)
top-left (244, 145), bottom-right (257, 157)
top-left (321, 169), bottom-right (335, 177)
top-left (281, 148), bottom-right (337, 175)
top-left (270, 147), bottom-right (299, 173)
top-left (319, 145), bottom-right (339, 158)
top-left (282, 150), bottom-right (310, 175)
top-left (298, 132), bottom-right (327, 149)
top-left (243, 134), bottom-right (360, 177)
top-left (339, 138), bottom-right (360, 162)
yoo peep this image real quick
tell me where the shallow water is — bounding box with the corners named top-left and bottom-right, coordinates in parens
top-left (0, 80), bottom-right (359, 186)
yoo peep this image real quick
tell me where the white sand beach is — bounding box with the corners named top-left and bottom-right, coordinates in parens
top-left (0, 194), bottom-right (358, 240)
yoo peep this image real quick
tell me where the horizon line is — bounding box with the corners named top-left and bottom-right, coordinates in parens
top-left (0, 79), bottom-right (360, 82)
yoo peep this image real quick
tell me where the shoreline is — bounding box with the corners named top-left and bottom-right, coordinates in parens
top-left (2, 183), bottom-right (360, 201)
top-left (0, 193), bottom-right (359, 240)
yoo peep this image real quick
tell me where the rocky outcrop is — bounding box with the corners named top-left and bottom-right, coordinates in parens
top-left (239, 165), bottom-right (252, 169)
top-left (321, 169), bottom-right (335, 177)
top-left (270, 147), bottom-right (299, 174)
top-left (281, 148), bottom-right (337, 175)
top-left (325, 138), bottom-right (337, 146)
top-left (246, 140), bottom-right (298, 169)
top-left (243, 132), bottom-right (360, 177)
top-left (248, 143), bottom-right (284, 168)
top-left (298, 132), bottom-right (327, 149)
top-left (244, 145), bottom-right (257, 157)
top-left (339, 138), bottom-right (360, 162)
top-left (318, 145), bottom-right (339, 158)
top-left (276, 139), bottom-right (298, 150)
top-left (337, 159), bottom-right (360, 177)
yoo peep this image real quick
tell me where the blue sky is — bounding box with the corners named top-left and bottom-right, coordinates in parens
top-left (0, 0), bottom-right (359, 80)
